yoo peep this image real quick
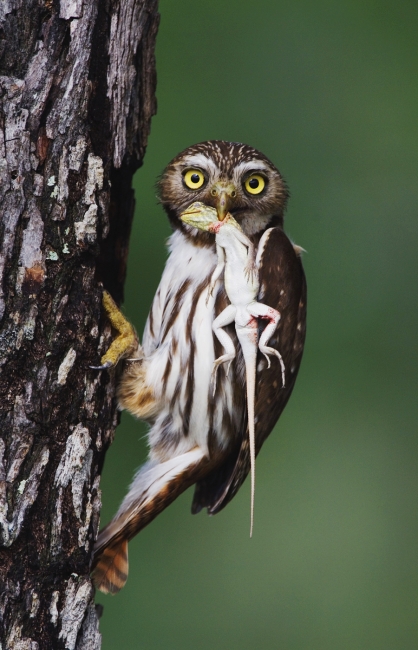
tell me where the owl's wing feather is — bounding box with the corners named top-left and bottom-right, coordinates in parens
top-left (192, 226), bottom-right (307, 514)
top-left (93, 448), bottom-right (212, 593)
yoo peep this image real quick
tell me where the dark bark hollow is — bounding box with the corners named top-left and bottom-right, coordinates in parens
top-left (0, 1), bottom-right (159, 648)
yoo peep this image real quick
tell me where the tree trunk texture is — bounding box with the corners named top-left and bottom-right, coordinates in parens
top-left (0, 1), bottom-right (159, 648)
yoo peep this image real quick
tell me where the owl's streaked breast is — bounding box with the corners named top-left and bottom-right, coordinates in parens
top-left (138, 230), bottom-right (244, 462)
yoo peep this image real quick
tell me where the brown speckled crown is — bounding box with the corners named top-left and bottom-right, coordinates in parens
top-left (165, 140), bottom-right (282, 175)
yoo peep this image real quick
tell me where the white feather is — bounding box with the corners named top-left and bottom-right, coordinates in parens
top-left (117, 448), bottom-right (206, 517)
top-left (232, 160), bottom-right (270, 184)
top-left (181, 153), bottom-right (219, 178)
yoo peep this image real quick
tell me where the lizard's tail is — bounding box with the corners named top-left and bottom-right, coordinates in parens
top-left (246, 357), bottom-right (256, 537)
top-left (238, 335), bottom-right (258, 537)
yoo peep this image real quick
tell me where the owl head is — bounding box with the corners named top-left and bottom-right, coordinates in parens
top-left (158, 141), bottom-right (289, 242)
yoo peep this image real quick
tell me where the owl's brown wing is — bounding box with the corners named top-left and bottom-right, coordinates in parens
top-left (192, 226), bottom-right (307, 515)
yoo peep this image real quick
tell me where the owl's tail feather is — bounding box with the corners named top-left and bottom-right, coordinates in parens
top-left (92, 448), bottom-right (208, 594)
top-left (92, 538), bottom-right (128, 595)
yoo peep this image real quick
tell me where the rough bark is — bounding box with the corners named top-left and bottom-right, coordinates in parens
top-left (0, 1), bottom-right (159, 648)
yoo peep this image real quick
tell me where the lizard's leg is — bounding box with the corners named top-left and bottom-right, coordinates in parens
top-left (248, 302), bottom-right (286, 387)
top-left (90, 291), bottom-right (139, 370)
top-left (211, 304), bottom-right (237, 393)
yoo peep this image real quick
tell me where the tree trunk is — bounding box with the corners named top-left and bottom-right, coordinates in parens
top-left (0, 1), bottom-right (159, 647)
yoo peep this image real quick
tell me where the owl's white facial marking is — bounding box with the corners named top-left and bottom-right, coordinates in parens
top-left (181, 154), bottom-right (219, 179)
top-left (232, 160), bottom-right (270, 187)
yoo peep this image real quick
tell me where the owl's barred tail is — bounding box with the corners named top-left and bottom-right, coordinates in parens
top-left (92, 448), bottom-right (208, 594)
top-left (92, 538), bottom-right (129, 594)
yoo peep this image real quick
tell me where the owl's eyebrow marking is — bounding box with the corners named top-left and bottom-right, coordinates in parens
top-left (233, 160), bottom-right (270, 178)
top-left (182, 153), bottom-right (219, 175)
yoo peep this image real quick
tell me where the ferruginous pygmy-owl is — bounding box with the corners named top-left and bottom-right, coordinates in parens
top-left (92, 140), bottom-right (307, 594)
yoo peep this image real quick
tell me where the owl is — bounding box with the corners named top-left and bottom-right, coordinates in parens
top-left (92, 141), bottom-right (307, 594)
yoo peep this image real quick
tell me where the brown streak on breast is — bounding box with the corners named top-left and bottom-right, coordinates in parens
top-left (161, 279), bottom-right (191, 343)
top-left (148, 305), bottom-right (155, 338)
top-left (182, 279), bottom-right (209, 435)
top-left (182, 338), bottom-right (195, 436)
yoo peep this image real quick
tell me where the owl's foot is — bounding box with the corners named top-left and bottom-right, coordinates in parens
top-left (90, 291), bottom-right (140, 370)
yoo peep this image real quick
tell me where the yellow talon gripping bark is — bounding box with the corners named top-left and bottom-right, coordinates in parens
top-left (91, 291), bottom-right (139, 369)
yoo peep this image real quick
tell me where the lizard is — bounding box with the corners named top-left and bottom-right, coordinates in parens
top-left (180, 201), bottom-right (285, 535)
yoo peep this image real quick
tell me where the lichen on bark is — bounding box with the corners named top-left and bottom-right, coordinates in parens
top-left (0, 1), bottom-right (159, 647)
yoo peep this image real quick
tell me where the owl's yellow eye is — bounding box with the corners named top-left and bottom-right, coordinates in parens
top-left (244, 174), bottom-right (266, 195)
top-left (183, 169), bottom-right (205, 190)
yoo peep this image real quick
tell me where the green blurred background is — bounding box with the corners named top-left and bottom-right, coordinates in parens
top-left (97, 1), bottom-right (418, 648)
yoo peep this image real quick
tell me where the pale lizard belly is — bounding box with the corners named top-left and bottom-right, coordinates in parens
top-left (224, 264), bottom-right (259, 309)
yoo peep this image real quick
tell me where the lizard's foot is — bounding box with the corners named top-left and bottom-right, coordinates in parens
top-left (259, 345), bottom-right (286, 387)
top-left (90, 291), bottom-right (140, 370)
top-left (244, 260), bottom-right (257, 285)
top-left (211, 354), bottom-right (234, 395)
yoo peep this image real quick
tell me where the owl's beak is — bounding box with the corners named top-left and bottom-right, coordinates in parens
top-left (211, 182), bottom-right (236, 221)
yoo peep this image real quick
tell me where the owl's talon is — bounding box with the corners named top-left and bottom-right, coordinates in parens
top-left (90, 361), bottom-right (113, 371)
top-left (96, 290), bottom-right (140, 369)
